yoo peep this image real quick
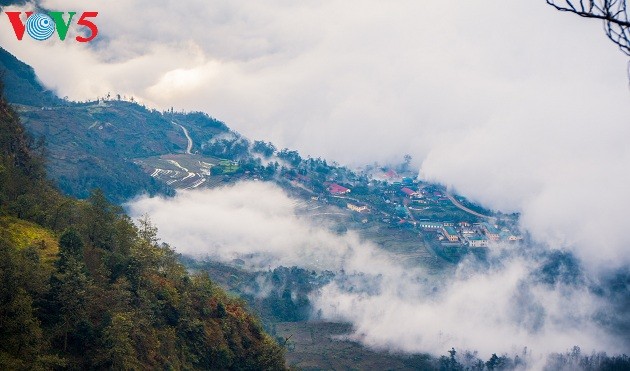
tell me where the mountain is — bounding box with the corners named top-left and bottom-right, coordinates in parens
top-left (4, 46), bottom-right (630, 371)
top-left (1, 47), bottom-right (235, 203)
top-left (0, 47), bottom-right (61, 107)
top-left (0, 81), bottom-right (286, 370)
top-left (0, 1), bottom-right (27, 6)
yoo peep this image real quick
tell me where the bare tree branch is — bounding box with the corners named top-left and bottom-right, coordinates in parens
top-left (547, 0), bottom-right (630, 55)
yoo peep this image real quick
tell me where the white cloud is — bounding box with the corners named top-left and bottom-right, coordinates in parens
top-left (5, 1), bottom-right (626, 162)
top-left (4, 0), bottom-right (630, 358)
top-left (126, 182), bottom-right (402, 273)
top-left (313, 259), bottom-right (620, 359)
top-left (126, 183), bottom-right (628, 359)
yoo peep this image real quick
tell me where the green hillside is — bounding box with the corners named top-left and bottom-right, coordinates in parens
top-left (0, 83), bottom-right (286, 370)
top-left (16, 101), bottom-right (181, 201)
top-left (1, 47), bottom-right (233, 203)
top-left (0, 47), bottom-right (61, 107)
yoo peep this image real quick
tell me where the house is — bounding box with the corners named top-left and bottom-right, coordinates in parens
top-left (466, 235), bottom-right (489, 247)
top-left (375, 169), bottom-right (401, 183)
top-left (384, 169), bottom-right (399, 179)
top-left (482, 222), bottom-right (500, 241)
top-left (347, 203), bottom-right (369, 213)
top-left (401, 187), bottom-right (421, 198)
top-left (328, 183), bottom-right (350, 195)
top-left (442, 226), bottom-right (459, 242)
top-left (461, 228), bottom-right (476, 235)
top-left (500, 230), bottom-right (522, 242)
top-left (418, 221), bottom-right (443, 230)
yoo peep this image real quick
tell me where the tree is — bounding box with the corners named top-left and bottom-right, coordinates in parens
top-left (252, 140), bottom-right (276, 158)
top-left (58, 229), bottom-right (84, 264)
top-left (83, 189), bottom-right (117, 251)
top-left (137, 214), bottom-right (159, 246)
top-left (217, 301), bottom-right (227, 318)
top-left (547, 0), bottom-right (630, 55)
top-left (101, 313), bottom-right (140, 370)
top-left (52, 257), bottom-right (91, 353)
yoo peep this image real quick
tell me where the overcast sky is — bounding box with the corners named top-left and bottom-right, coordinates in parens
top-left (1, 1), bottom-right (627, 162)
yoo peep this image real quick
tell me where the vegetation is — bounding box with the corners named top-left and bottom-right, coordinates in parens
top-left (171, 111), bottom-right (229, 149)
top-left (546, 0), bottom-right (630, 56)
top-left (186, 260), bottom-right (334, 324)
top-left (435, 346), bottom-right (630, 371)
top-left (0, 47), bottom-right (243, 203)
top-left (0, 47), bottom-right (61, 107)
top-left (0, 84), bottom-right (286, 370)
top-left (2, 44), bottom-right (628, 371)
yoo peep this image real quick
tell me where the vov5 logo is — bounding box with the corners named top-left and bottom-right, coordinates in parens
top-left (5, 11), bottom-right (98, 42)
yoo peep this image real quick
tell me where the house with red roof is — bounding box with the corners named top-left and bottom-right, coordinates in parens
top-left (374, 168), bottom-right (402, 183)
top-left (328, 183), bottom-right (350, 195)
top-left (384, 169), bottom-right (399, 179)
top-left (401, 187), bottom-right (421, 198)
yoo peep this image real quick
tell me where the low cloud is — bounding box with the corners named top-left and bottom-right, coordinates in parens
top-left (3, 1), bottom-right (630, 274)
top-left (4, 0), bottom-right (630, 361)
top-left (127, 183), bottom-right (629, 360)
top-left (313, 258), bottom-right (623, 360)
top-left (126, 182), bottom-right (401, 273)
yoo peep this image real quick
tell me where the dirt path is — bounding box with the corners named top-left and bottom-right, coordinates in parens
top-left (173, 122), bottom-right (193, 154)
top-left (444, 192), bottom-right (494, 220)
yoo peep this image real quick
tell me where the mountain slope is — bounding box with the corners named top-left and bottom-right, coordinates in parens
top-left (1, 47), bottom-right (235, 203)
top-left (0, 83), bottom-right (286, 370)
top-left (0, 47), bottom-right (61, 107)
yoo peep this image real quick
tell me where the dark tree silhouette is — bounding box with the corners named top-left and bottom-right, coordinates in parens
top-left (546, 0), bottom-right (630, 55)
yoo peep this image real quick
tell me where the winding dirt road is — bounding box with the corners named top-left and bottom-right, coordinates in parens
top-left (444, 192), bottom-right (494, 220)
top-left (173, 122), bottom-right (193, 154)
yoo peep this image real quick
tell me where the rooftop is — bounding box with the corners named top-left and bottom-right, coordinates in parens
top-left (401, 187), bottom-right (416, 196)
top-left (328, 183), bottom-right (350, 194)
top-left (482, 222), bottom-right (501, 234)
top-left (384, 169), bottom-right (399, 178)
top-left (443, 226), bottom-right (458, 236)
top-left (419, 221), bottom-right (443, 227)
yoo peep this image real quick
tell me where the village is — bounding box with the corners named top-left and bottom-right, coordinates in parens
top-left (137, 133), bottom-right (522, 250)
top-left (281, 165), bottom-right (523, 249)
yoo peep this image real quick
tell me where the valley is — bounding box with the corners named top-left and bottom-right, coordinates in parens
top-left (2, 0), bottom-right (630, 367)
top-left (3, 45), bottom-right (463, 367)
top-left (0, 45), bottom-right (582, 371)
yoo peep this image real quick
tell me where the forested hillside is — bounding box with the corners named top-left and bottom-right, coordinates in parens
top-left (0, 47), bottom-right (60, 107)
top-left (0, 83), bottom-right (285, 370)
top-left (0, 47), bottom-right (235, 203)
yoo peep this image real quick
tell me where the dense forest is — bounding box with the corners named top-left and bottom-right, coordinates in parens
top-left (0, 83), bottom-right (286, 369)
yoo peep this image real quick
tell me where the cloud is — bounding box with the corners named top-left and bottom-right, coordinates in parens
top-left (126, 182), bottom-right (402, 273)
top-left (4, 0), bottom-right (630, 359)
top-left (312, 257), bottom-right (625, 360)
top-left (126, 183), bottom-right (629, 360)
top-left (3, 1), bottom-right (627, 160)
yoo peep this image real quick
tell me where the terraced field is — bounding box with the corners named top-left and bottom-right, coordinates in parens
top-left (134, 154), bottom-right (224, 190)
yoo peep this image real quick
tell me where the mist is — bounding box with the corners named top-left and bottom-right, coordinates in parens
top-left (3, 0), bottom-right (630, 362)
top-left (3, 1), bottom-right (630, 267)
top-left (127, 183), bottom-right (630, 361)
top-left (3, 1), bottom-right (630, 274)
